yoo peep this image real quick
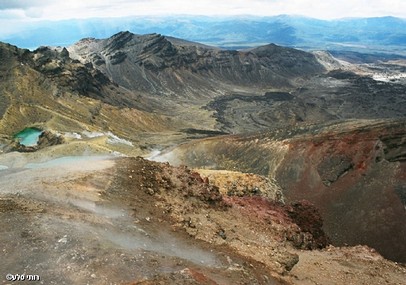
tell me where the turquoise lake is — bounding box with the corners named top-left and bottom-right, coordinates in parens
top-left (14, 128), bottom-right (43, 146)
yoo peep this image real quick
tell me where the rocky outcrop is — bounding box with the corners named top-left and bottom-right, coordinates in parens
top-left (196, 169), bottom-right (285, 203)
top-left (286, 200), bottom-right (330, 249)
top-left (111, 157), bottom-right (328, 275)
top-left (37, 130), bottom-right (65, 147)
top-left (317, 155), bottom-right (354, 186)
top-left (381, 133), bottom-right (406, 162)
top-left (31, 46), bottom-right (111, 98)
top-left (10, 143), bottom-right (37, 153)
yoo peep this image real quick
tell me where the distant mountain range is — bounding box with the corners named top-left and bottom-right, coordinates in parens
top-left (3, 15), bottom-right (406, 55)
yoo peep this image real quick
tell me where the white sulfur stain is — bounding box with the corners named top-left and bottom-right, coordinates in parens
top-left (106, 132), bottom-right (133, 146)
top-left (82, 131), bottom-right (105, 138)
top-left (145, 148), bottom-right (180, 164)
top-left (372, 73), bottom-right (406, 83)
top-left (0, 165), bottom-right (9, 171)
top-left (63, 132), bottom-right (82, 139)
top-left (81, 130), bottom-right (133, 146)
top-left (145, 149), bottom-right (162, 160)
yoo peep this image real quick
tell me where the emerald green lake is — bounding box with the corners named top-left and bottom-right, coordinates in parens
top-left (14, 128), bottom-right (43, 146)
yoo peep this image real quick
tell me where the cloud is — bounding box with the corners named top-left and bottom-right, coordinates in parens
top-left (0, 0), bottom-right (50, 10)
top-left (25, 7), bottom-right (43, 18)
top-left (0, 0), bottom-right (54, 18)
top-left (1, 0), bottom-right (405, 20)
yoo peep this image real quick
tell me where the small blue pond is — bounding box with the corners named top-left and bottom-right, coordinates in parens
top-left (14, 128), bottom-right (43, 146)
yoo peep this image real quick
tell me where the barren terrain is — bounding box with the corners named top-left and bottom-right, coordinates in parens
top-left (1, 32), bottom-right (406, 284)
top-left (1, 154), bottom-right (405, 284)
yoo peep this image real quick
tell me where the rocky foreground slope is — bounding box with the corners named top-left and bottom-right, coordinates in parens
top-left (0, 155), bottom-right (405, 284)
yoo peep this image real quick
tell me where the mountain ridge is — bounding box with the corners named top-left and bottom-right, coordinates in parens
top-left (67, 31), bottom-right (325, 97)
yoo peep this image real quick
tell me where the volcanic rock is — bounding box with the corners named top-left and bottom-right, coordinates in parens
top-left (161, 119), bottom-right (406, 262)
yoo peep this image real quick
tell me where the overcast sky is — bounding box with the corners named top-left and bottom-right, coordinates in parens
top-left (0, 0), bottom-right (405, 21)
top-left (0, 0), bottom-right (405, 41)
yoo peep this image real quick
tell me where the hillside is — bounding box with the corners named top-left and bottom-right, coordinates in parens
top-left (0, 41), bottom-right (201, 155)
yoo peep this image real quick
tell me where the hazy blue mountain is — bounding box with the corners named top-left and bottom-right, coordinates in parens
top-left (3, 15), bottom-right (405, 55)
